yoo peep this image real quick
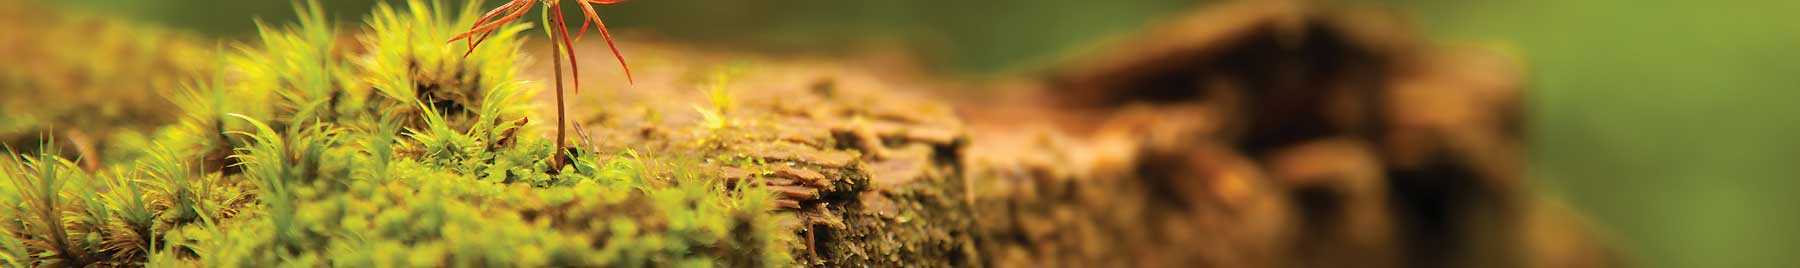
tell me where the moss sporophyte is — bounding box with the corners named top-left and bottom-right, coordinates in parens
top-left (450, 0), bottom-right (634, 170)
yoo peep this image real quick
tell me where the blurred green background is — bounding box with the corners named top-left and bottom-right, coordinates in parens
top-left (47, 0), bottom-right (1800, 267)
top-left (1395, 1), bottom-right (1800, 267)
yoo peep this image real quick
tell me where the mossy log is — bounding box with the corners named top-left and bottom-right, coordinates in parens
top-left (0, 0), bottom-right (1619, 267)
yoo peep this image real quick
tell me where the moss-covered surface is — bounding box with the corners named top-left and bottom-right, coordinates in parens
top-left (1, 1), bottom-right (1622, 268)
top-left (532, 37), bottom-right (981, 266)
top-left (1, 1), bottom-right (800, 267)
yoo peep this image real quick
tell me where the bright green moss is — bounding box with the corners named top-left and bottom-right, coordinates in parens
top-left (361, 0), bottom-right (538, 133)
top-left (1, 1), bottom-right (794, 267)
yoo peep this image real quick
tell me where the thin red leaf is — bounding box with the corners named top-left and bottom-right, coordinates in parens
top-left (447, 0), bottom-right (532, 44)
top-left (573, 0), bottom-right (625, 40)
top-left (575, 15), bottom-right (593, 41)
top-left (464, 0), bottom-right (519, 55)
top-left (577, 1), bottom-right (633, 84)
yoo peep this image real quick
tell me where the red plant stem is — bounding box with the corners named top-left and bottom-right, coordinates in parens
top-left (551, 27), bottom-right (568, 169)
top-left (552, 2), bottom-right (583, 93)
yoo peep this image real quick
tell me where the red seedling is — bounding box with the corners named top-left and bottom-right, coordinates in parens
top-left (448, 0), bottom-right (634, 169)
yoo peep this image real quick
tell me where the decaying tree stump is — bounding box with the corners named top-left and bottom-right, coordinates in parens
top-left (961, 1), bottom-right (1615, 268)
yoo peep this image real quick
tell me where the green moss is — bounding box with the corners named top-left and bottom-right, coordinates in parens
top-left (0, 1), bottom-right (795, 267)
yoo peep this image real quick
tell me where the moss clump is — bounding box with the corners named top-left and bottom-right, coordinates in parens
top-left (1, 1), bottom-right (793, 267)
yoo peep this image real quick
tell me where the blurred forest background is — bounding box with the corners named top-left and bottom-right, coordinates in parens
top-left (44, 0), bottom-right (1800, 267)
